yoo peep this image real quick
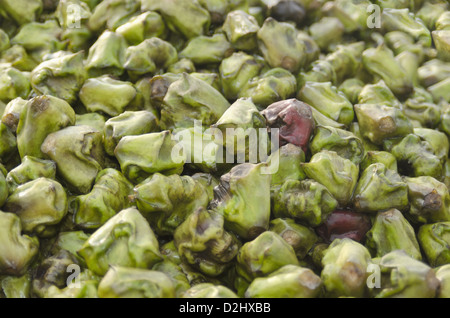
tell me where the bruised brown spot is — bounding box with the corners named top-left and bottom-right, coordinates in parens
top-left (30, 96), bottom-right (50, 113)
top-left (423, 190), bottom-right (442, 211)
top-left (281, 56), bottom-right (297, 72)
top-left (426, 269), bottom-right (440, 296)
top-left (248, 226), bottom-right (265, 239)
top-left (379, 116), bottom-right (396, 133)
top-left (150, 77), bottom-right (170, 102)
top-left (341, 262), bottom-right (365, 290)
top-left (282, 230), bottom-right (301, 247)
top-left (196, 221), bottom-right (209, 235)
top-left (2, 113), bottom-right (19, 131)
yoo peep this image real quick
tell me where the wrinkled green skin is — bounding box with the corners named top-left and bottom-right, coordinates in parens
top-left (4, 177), bottom-right (68, 237)
top-left (212, 98), bottom-right (267, 161)
top-left (361, 151), bottom-right (397, 172)
top-left (299, 81), bottom-right (354, 126)
top-left (41, 125), bottom-right (105, 194)
top-left (245, 265), bottom-right (322, 298)
top-left (272, 179), bottom-right (337, 227)
top-left (85, 31), bottom-right (127, 77)
top-left (1, 97), bottom-right (28, 133)
top-left (0, 65), bottom-right (31, 103)
top-left (222, 10), bottom-right (259, 52)
top-left (40, 278), bottom-right (100, 298)
top-left (0, 211), bottom-right (39, 276)
top-left (116, 11), bottom-right (167, 45)
top-left (433, 30), bottom-right (450, 63)
top-left (236, 231), bottom-right (300, 283)
top-left (172, 127), bottom-right (225, 173)
top-left (349, 122), bottom-right (380, 152)
top-left (310, 126), bottom-right (365, 165)
top-left (141, 0), bottom-right (210, 39)
top-left (414, 127), bottom-right (450, 163)
top-left (353, 163), bottom-right (409, 213)
top-left (167, 59), bottom-right (195, 74)
top-left (219, 52), bottom-right (263, 100)
top-left (78, 208), bottom-right (162, 276)
top-left (321, 238), bottom-right (372, 298)
top-left (177, 261), bottom-right (222, 287)
top-left (362, 44), bottom-right (413, 97)
top-left (419, 222), bottom-right (450, 267)
top-left (152, 260), bottom-right (190, 297)
top-left (404, 93), bottom-right (441, 128)
top-left (6, 155), bottom-right (56, 194)
top-left (418, 59), bottom-right (450, 88)
top-left (358, 80), bottom-right (403, 109)
top-left (309, 17), bottom-right (344, 52)
top-left (55, 0), bottom-right (92, 29)
top-left (299, 42), bottom-right (363, 87)
top-left (30, 52), bottom-right (87, 103)
top-left (239, 68), bottom-right (297, 109)
top-left (52, 230), bottom-right (89, 264)
top-left (375, 250), bottom-right (440, 298)
top-left (213, 163), bottom-right (271, 240)
top-left (174, 208), bottom-right (240, 277)
top-left (428, 77), bottom-right (450, 103)
top-left (302, 150), bottom-right (359, 206)
top-left (269, 218), bottom-right (318, 259)
top-left (114, 131), bottom-right (185, 184)
top-left (76, 113), bottom-right (106, 132)
top-left (257, 18), bottom-right (317, 73)
top-left (72, 168), bottom-right (134, 230)
top-left (160, 73), bottom-right (230, 130)
top-left (436, 265), bottom-right (450, 298)
top-left (445, 158), bottom-right (450, 191)
top-left (366, 209), bottom-right (422, 260)
top-left (322, 0), bottom-right (370, 33)
top-left (180, 33), bottom-right (232, 65)
top-left (32, 262), bottom-right (102, 298)
top-left (17, 95), bottom-right (76, 159)
top-left (390, 134), bottom-right (443, 179)
top-left (103, 111), bottom-right (159, 157)
top-left (124, 37), bottom-right (178, 78)
top-left (1, 45), bottom-right (38, 72)
top-left (32, 250), bottom-right (80, 298)
top-left (0, 273), bottom-right (31, 298)
top-left (0, 0), bottom-right (42, 25)
top-left (0, 29), bottom-right (9, 53)
top-left (268, 143), bottom-right (306, 186)
top-left (98, 266), bottom-right (175, 298)
top-left (182, 283), bottom-right (238, 298)
top-left (10, 20), bottom-right (64, 59)
top-left (79, 76), bottom-right (137, 117)
top-left (133, 173), bottom-right (210, 236)
top-left (160, 241), bottom-right (182, 265)
top-left (406, 176), bottom-right (450, 224)
top-left (339, 78), bottom-right (364, 105)
top-left (87, 0), bottom-right (140, 33)
top-left (382, 8), bottom-right (431, 47)
top-left (354, 103), bottom-right (414, 145)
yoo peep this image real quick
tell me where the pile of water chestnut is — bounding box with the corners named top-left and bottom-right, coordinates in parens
top-left (0, 0), bottom-right (450, 298)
